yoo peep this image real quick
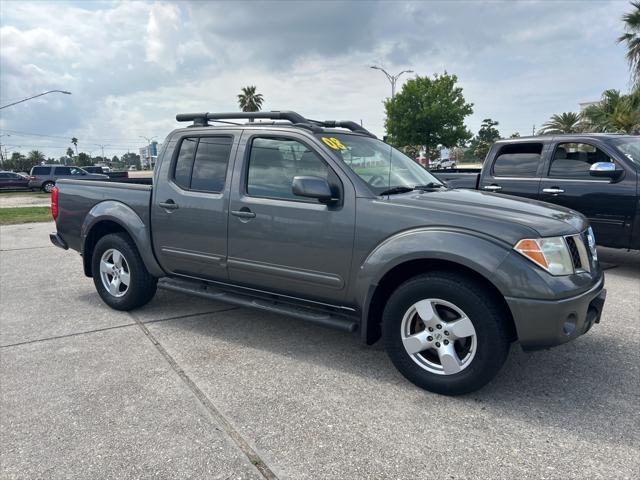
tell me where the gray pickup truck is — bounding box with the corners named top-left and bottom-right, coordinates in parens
top-left (50, 111), bottom-right (606, 395)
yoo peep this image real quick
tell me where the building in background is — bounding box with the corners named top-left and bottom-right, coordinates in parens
top-left (139, 141), bottom-right (161, 169)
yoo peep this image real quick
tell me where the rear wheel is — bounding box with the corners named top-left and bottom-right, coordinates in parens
top-left (91, 233), bottom-right (157, 310)
top-left (383, 272), bottom-right (510, 395)
top-left (42, 181), bottom-right (54, 193)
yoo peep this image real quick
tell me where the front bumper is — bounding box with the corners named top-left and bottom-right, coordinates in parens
top-left (506, 278), bottom-right (606, 351)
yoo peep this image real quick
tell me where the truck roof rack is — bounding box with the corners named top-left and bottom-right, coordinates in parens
top-left (175, 110), bottom-right (376, 138)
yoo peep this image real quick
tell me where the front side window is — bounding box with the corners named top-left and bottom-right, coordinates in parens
top-left (172, 136), bottom-right (231, 192)
top-left (70, 167), bottom-right (85, 175)
top-left (549, 143), bottom-right (613, 178)
top-left (247, 137), bottom-right (330, 200)
top-left (315, 133), bottom-right (440, 195)
top-left (492, 143), bottom-right (543, 177)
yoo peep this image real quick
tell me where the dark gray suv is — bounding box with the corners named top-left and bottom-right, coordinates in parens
top-left (29, 165), bottom-right (108, 192)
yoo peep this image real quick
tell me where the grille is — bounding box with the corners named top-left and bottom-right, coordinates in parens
top-left (566, 236), bottom-right (582, 270)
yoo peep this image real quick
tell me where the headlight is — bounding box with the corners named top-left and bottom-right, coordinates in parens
top-left (586, 226), bottom-right (597, 261)
top-left (514, 237), bottom-right (574, 275)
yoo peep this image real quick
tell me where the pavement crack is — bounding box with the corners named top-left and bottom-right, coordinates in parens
top-left (0, 245), bottom-right (56, 252)
top-left (0, 322), bottom-right (137, 349)
top-left (129, 313), bottom-right (278, 480)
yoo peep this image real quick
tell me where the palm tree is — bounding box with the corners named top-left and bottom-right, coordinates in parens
top-left (538, 112), bottom-right (583, 134)
top-left (71, 137), bottom-right (78, 155)
top-left (618, 2), bottom-right (640, 87)
top-left (582, 89), bottom-right (640, 134)
top-left (237, 86), bottom-right (264, 112)
top-left (27, 150), bottom-right (46, 167)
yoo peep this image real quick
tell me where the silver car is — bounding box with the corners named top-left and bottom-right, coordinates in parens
top-left (28, 165), bottom-right (108, 192)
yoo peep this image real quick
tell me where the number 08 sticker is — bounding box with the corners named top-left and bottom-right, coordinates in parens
top-left (321, 137), bottom-right (347, 150)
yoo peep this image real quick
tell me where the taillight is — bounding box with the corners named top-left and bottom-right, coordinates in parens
top-left (30, 175), bottom-right (36, 180)
top-left (51, 186), bottom-right (59, 221)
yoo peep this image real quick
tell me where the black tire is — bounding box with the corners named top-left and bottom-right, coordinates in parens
top-left (91, 232), bottom-right (157, 311)
top-left (382, 271), bottom-right (510, 395)
top-left (42, 181), bottom-right (54, 193)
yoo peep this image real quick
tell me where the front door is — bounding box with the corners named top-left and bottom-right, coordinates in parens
top-left (539, 141), bottom-right (636, 247)
top-left (227, 132), bottom-right (355, 304)
top-left (478, 142), bottom-right (547, 199)
top-left (151, 133), bottom-right (236, 279)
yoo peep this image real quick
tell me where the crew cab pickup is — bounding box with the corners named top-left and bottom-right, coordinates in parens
top-left (432, 134), bottom-right (640, 250)
top-left (50, 111), bottom-right (606, 395)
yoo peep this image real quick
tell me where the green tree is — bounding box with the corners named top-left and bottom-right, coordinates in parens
top-left (66, 147), bottom-right (74, 158)
top-left (111, 155), bottom-right (119, 163)
top-left (469, 119), bottom-right (500, 161)
top-left (121, 152), bottom-right (141, 169)
top-left (510, 132), bottom-right (521, 138)
top-left (76, 152), bottom-right (92, 166)
top-left (27, 150), bottom-right (46, 165)
top-left (71, 137), bottom-right (78, 155)
top-left (582, 89), bottom-right (640, 133)
top-left (237, 85), bottom-right (264, 112)
top-left (538, 112), bottom-right (583, 134)
top-left (384, 73), bottom-right (473, 152)
top-left (618, 1), bottom-right (640, 87)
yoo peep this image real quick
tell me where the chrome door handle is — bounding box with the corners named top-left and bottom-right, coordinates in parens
top-left (483, 185), bottom-right (502, 191)
top-left (231, 209), bottom-right (256, 219)
top-left (542, 188), bottom-right (564, 194)
top-left (159, 200), bottom-right (179, 210)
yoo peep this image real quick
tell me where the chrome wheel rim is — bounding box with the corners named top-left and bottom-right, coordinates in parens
top-left (400, 298), bottom-right (477, 375)
top-left (99, 248), bottom-right (130, 298)
top-left (44, 183), bottom-right (53, 193)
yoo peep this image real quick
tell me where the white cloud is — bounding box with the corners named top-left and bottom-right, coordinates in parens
top-left (145, 3), bottom-right (182, 71)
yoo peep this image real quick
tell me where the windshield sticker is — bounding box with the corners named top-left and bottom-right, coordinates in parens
top-left (321, 137), bottom-right (347, 150)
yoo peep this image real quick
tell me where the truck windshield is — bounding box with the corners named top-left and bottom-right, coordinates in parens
top-left (611, 137), bottom-right (640, 166)
top-left (316, 133), bottom-right (442, 195)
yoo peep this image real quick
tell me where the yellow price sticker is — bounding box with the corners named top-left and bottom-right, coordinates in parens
top-left (321, 137), bottom-right (346, 150)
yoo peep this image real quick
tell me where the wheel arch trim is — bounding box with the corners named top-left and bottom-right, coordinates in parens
top-left (81, 201), bottom-right (164, 278)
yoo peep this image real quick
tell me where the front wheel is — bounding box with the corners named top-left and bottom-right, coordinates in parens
top-left (92, 233), bottom-right (157, 311)
top-left (383, 272), bottom-right (510, 395)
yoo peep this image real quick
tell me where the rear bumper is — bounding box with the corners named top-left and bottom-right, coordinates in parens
top-left (50, 232), bottom-right (68, 250)
top-left (506, 278), bottom-right (606, 351)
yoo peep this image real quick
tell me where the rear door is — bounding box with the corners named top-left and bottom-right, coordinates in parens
top-left (226, 131), bottom-right (356, 304)
top-left (539, 140), bottom-right (636, 247)
top-left (478, 142), bottom-right (547, 199)
top-left (151, 132), bottom-right (237, 279)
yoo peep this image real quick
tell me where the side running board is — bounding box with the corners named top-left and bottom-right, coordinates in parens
top-left (158, 278), bottom-right (359, 333)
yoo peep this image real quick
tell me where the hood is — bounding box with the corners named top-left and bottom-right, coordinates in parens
top-left (385, 188), bottom-right (588, 241)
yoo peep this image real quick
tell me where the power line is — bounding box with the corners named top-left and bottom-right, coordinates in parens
top-left (0, 128), bottom-right (148, 143)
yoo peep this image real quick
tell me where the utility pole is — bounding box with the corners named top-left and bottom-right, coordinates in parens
top-left (369, 65), bottom-right (414, 98)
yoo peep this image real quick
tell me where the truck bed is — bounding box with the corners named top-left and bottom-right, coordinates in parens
top-left (55, 179), bottom-right (152, 252)
top-left (430, 169), bottom-right (480, 189)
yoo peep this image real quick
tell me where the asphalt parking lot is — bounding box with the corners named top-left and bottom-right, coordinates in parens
top-left (1, 222), bottom-right (639, 479)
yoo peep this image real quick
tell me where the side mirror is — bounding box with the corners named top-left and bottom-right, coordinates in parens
top-left (292, 176), bottom-right (336, 204)
top-left (589, 162), bottom-right (623, 180)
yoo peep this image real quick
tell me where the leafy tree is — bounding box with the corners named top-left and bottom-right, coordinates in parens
top-left (121, 152), bottom-right (141, 169)
top-left (237, 85), bottom-right (264, 112)
top-left (71, 137), bottom-right (78, 155)
top-left (111, 155), bottom-right (119, 163)
top-left (76, 152), bottom-right (92, 166)
top-left (27, 150), bottom-right (46, 165)
top-left (469, 119), bottom-right (500, 161)
top-left (510, 132), bottom-right (521, 138)
top-left (66, 147), bottom-right (74, 159)
top-left (538, 112), bottom-right (583, 134)
top-left (385, 73), bottom-right (473, 153)
top-left (582, 89), bottom-right (640, 133)
top-left (618, 1), bottom-right (640, 87)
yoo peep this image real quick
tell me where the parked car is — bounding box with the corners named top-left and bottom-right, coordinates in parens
top-left (83, 166), bottom-right (106, 174)
top-left (84, 165), bottom-right (129, 180)
top-left (50, 110), bottom-right (606, 395)
top-left (0, 171), bottom-right (31, 190)
top-left (432, 158), bottom-right (457, 169)
top-left (431, 134), bottom-right (640, 250)
top-left (28, 165), bottom-right (109, 192)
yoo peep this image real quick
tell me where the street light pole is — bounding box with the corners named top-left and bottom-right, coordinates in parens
top-left (139, 136), bottom-right (157, 169)
top-left (0, 90), bottom-right (72, 110)
top-left (369, 66), bottom-right (414, 98)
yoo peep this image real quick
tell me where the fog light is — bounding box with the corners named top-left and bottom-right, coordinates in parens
top-left (563, 314), bottom-right (577, 335)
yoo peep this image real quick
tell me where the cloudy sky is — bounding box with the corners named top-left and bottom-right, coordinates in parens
top-left (0, 0), bottom-right (632, 159)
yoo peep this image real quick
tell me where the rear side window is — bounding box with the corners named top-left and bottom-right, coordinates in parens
top-left (492, 143), bottom-right (543, 177)
top-left (173, 136), bottom-right (232, 192)
top-left (55, 167), bottom-right (71, 175)
top-left (31, 166), bottom-right (51, 175)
